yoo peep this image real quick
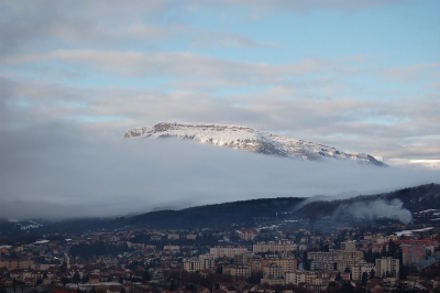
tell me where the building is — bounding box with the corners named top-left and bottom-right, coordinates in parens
top-left (163, 245), bottom-right (180, 254)
top-left (183, 259), bottom-right (200, 272)
top-left (398, 239), bottom-right (437, 266)
top-left (285, 271), bottom-right (336, 290)
top-left (186, 233), bottom-right (197, 240)
top-left (375, 257), bottom-right (400, 278)
top-left (237, 229), bottom-right (257, 241)
top-left (199, 254), bottom-right (215, 270)
top-left (261, 258), bottom-right (297, 274)
top-left (167, 233), bottom-right (180, 240)
top-left (253, 240), bottom-right (296, 254)
top-left (209, 246), bottom-right (248, 259)
top-left (308, 250), bottom-right (364, 272)
top-left (351, 262), bottom-right (375, 281)
top-left (260, 263), bottom-right (285, 286)
top-left (263, 263), bottom-right (283, 279)
top-left (341, 240), bottom-right (356, 251)
top-left (183, 254), bottom-right (215, 272)
top-left (401, 243), bottom-right (426, 266)
top-left (223, 265), bottom-right (251, 279)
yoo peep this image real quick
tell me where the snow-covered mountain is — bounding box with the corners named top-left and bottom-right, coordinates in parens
top-left (125, 122), bottom-right (386, 166)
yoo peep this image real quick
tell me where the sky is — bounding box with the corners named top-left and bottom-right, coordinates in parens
top-left (0, 0), bottom-right (439, 218)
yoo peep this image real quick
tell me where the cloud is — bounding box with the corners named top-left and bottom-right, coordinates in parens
top-left (1, 75), bottom-right (439, 163)
top-left (388, 159), bottom-right (440, 170)
top-left (189, 30), bottom-right (277, 49)
top-left (0, 0), bottom-right (438, 219)
top-left (0, 1), bottom-right (278, 60)
top-left (380, 61), bottom-right (440, 83)
top-left (1, 74), bottom-right (439, 219)
top-left (0, 1), bottom-right (169, 53)
top-left (190, 0), bottom-right (400, 15)
top-left (6, 49), bottom-right (332, 85)
top-left (0, 119), bottom-right (438, 219)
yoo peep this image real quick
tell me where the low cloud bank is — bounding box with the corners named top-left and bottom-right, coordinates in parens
top-left (0, 122), bottom-right (439, 219)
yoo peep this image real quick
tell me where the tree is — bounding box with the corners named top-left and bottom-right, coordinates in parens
top-left (60, 262), bottom-right (67, 273)
top-left (82, 273), bottom-right (89, 283)
top-left (335, 272), bottom-right (342, 281)
top-left (169, 279), bottom-right (178, 291)
top-left (364, 249), bottom-right (374, 263)
top-left (142, 269), bottom-right (151, 282)
top-left (247, 272), bottom-right (263, 284)
top-left (400, 265), bottom-right (408, 279)
top-left (302, 251), bottom-right (310, 270)
top-left (388, 241), bottom-right (401, 259)
top-left (361, 272), bottom-right (368, 286)
top-left (61, 276), bottom-right (70, 286)
top-left (341, 282), bottom-right (355, 293)
top-left (72, 271), bottom-right (81, 284)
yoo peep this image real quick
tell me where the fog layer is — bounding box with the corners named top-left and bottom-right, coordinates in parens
top-left (0, 122), bottom-right (439, 219)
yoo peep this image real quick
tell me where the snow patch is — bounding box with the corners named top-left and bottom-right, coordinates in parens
top-left (396, 227), bottom-right (433, 236)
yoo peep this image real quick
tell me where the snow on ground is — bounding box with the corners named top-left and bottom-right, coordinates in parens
top-left (417, 209), bottom-right (438, 214)
top-left (125, 122), bottom-right (384, 165)
top-left (34, 239), bottom-right (50, 245)
top-left (395, 227), bottom-right (434, 236)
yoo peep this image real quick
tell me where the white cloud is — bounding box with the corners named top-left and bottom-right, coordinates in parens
top-left (1, 76), bottom-right (439, 162)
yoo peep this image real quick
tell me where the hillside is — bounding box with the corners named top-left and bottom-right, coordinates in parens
top-left (118, 183), bottom-right (440, 229)
top-left (1, 184), bottom-right (438, 240)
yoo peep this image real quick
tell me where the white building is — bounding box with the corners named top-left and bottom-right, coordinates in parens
top-left (223, 265), bottom-right (251, 279)
top-left (209, 246), bottom-right (248, 259)
top-left (183, 254), bottom-right (215, 272)
top-left (375, 257), bottom-right (400, 278)
top-left (253, 240), bottom-right (296, 254)
top-left (183, 259), bottom-right (201, 272)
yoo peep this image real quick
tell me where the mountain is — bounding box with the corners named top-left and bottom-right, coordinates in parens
top-left (125, 122), bottom-right (385, 166)
top-left (119, 183), bottom-right (440, 229)
top-left (124, 197), bottom-right (305, 229)
top-left (1, 184), bottom-right (439, 242)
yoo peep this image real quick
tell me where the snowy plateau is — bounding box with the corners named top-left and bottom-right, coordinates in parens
top-left (125, 122), bottom-right (386, 166)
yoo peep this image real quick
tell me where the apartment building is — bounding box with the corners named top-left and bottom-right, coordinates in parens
top-left (375, 257), bottom-right (400, 278)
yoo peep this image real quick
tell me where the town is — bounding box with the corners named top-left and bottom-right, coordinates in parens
top-left (1, 219), bottom-right (439, 293)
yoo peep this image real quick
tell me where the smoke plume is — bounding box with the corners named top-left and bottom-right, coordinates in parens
top-left (337, 199), bottom-right (412, 224)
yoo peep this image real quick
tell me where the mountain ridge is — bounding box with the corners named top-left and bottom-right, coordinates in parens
top-left (1, 184), bottom-right (439, 243)
top-left (118, 183), bottom-right (440, 229)
top-left (125, 122), bottom-right (386, 166)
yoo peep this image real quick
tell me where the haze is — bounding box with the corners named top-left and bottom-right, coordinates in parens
top-left (0, 121), bottom-right (439, 219)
